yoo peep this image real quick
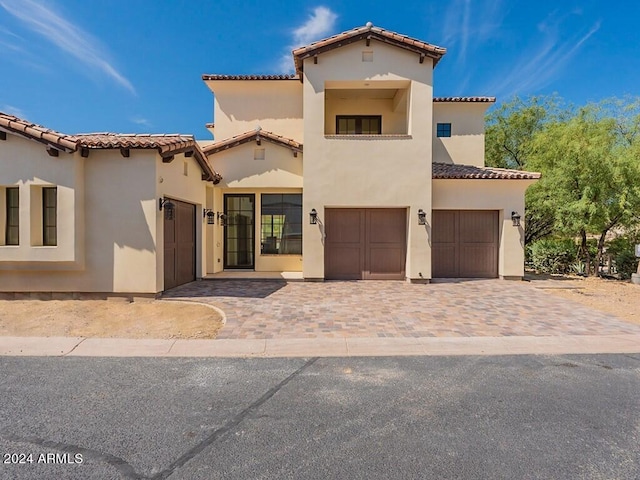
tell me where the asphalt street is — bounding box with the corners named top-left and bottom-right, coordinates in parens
top-left (0, 354), bottom-right (638, 479)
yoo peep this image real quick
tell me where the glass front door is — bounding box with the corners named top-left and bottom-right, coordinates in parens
top-left (224, 194), bottom-right (255, 269)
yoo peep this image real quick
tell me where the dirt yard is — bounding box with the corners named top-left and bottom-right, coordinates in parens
top-left (0, 298), bottom-right (224, 339)
top-left (528, 274), bottom-right (640, 325)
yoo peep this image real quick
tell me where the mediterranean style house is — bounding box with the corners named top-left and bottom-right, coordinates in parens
top-left (0, 23), bottom-right (539, 295)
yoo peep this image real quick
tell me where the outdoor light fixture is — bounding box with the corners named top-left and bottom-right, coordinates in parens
top-left (204, 209), bottom-right (215, 225)
top-left (309, 208), bottom-right (318, 224)
top-left (511, 211), bottom-right (521, 227)
top-left (417, 209), bottom-right (426, 225)
top-left (159, 198), bottom-right (175, 220)
top-left (217, 212), bottom-right (227, 226)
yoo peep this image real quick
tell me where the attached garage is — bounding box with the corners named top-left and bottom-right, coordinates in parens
top-left (325, 208), bottom-right (406, 280)
top-left (432, 210), bottom-right (499, 278)
top-left (163, 199), bottom-right (196, 290)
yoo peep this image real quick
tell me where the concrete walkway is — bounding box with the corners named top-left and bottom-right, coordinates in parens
top-left (1, 334), bottom-right (639, 358)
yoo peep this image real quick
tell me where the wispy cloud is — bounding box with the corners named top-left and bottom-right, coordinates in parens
top-left (1, 104), bottom-right (27, 118)
top-left (0, 0), bottom-right (135, 94)
top-left (277, 6), bottom-right (338, 73)
top-left (130, 116), bottom-right (152, 128)
top-left (439, 0), bottom-right (505, 65)
top-left (488, 15), bottom-right (601, 99)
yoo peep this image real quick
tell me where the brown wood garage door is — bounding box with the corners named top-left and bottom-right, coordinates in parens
top-left (163, 199), bottom-right (196, 290)
top-left (325, 208), bottom-right (406, 280)
top-left (432, 210), bottom-right (499, 278)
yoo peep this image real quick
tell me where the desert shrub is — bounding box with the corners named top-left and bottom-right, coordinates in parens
top-left (529, 238), bottom-right (577, 274)
top-left (607, 237), bottom-right (639, 279)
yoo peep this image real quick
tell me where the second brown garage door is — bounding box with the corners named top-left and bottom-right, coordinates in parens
top-left (325, 208), bottom-right (406, 280)
top-left (432, 210), bottom-right (499, 278)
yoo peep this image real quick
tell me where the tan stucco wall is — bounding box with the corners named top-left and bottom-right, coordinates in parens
top-left (433, 102), bottom-right (491, 166)
top-left (302, 40), bottom-right (434, 280)
top-left (205, 80), bottom-right (303, 141)
top-left (432, 179), bottom-right (535, 278)
top-left (1, 146), bottom-right (159, 293)
top-left (210, 187), bottom-right (303, 274)
top-left (0, 134), bottom-right (84, 268)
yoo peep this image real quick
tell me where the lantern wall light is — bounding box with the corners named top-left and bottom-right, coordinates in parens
top-left (204, 209), bottom-right (215, 225)
top-left (309, 208), bottom-right (318, 224)
top-left (511, 211), bottom-right (521, 227)
top-left (159, 198), bottom-right (175, 220)
top-left (417, 209), bottom-right (426, 225)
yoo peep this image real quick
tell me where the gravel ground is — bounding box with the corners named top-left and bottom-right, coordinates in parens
top-left (0, 299), bottom-right (224, 339)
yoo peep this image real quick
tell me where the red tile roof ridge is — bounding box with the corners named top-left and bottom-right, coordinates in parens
top-left (432, 162), bottom-right (541, 180)
top-left (202, 128), bottom-right (302, 155)
top-left (433, 96), bottom-right (496, 102)
top-left (202, 74), bottom-right (299, 81)
top-left (292, 23), bottom-right (446, 75)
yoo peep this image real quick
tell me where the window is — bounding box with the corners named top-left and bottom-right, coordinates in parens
top-left (336, 115), bottom-right (382, 135)
top-left (260, 194), bottom-right (302, 255)
top-left (42, 187), bottom-right (57, 246)
top-left (437, 123), bottom-right (452, 137)
top-left (5, 187), bottom-right (19, 245)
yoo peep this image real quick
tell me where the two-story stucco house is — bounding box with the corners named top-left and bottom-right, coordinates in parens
top-left (201, 23), bottom-right (539, 283)
top-left (0, 23), bottom-right (539, 295)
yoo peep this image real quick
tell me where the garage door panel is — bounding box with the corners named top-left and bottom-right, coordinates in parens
top-left (367, 247), bottom-right (405, 279)
top-left (326, 209), bottom-right (363, 243)
top-left (432, 211), bottom-right (457, 244)
top-left (460, 246), bottom-right (497, 277)
top-left (367, 209), bottom-right (406, 243)
top-left (325, 246), bottom-right (363, 279)
top-left (432, 245), bottom-right (458, 278)
top-left (460, 211), bottom-right (497, 243)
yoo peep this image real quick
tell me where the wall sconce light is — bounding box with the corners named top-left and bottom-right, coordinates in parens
top-left (309, 208), bottom-right (318, 224)
top-left (417, 209), bottom-right (426, 225)
top-left (511, 211), bottom-right (521, 227)
top-left (159, 198), bottom-right (175, 220)
top-left (217, 212), bottom-right (227, 226)
top-left (204, 209), bottom-right (215, 225)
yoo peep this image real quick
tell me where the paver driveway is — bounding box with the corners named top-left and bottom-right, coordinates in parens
top-left (163, 279), bottom-right (640, 339)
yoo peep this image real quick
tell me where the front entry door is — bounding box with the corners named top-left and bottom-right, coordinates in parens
top-left (224, 194), bottom-right (255, 269)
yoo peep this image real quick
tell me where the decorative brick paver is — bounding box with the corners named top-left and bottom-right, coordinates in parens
top-left (163, 280), bottom-right (640, 339)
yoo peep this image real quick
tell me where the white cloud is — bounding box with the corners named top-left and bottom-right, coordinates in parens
top-left (278, 6), bottom-right (338, 73)
top-left (130, 116), bottom-right (152, 128)
top-left (1, 104), bottom-right (27, 118)
top-left (0, 0), bottom-right (135, 94)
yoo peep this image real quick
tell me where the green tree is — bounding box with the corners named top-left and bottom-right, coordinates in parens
top-left (527, 103), bottom-right (640, 275)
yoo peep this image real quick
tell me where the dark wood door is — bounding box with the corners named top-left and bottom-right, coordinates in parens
top-left (432, 210), bottom-right (498, 278)
top-left (164, 199), bottom-right (196, 290)
top-left (325, 208), bottom-right (406, 280)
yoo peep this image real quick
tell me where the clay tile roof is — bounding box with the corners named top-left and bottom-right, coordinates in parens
top-left (75, 133), bottom-right (221, 183)
top-left (292, 23), bottom-right (446, 76)
top-left (0, 112), bottom-right (78, 152)
top-left (432, 162), bottom-right (541, 180)
top-left (202, 74), bottom-right (299, 81)
top-left (433, 97), bottom-right (496, 103)
top-left (202, 128), bottom-right (303, 156)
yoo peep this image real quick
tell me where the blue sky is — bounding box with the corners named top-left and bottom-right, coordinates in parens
top-left (1, 0), bottom-right (638, 139)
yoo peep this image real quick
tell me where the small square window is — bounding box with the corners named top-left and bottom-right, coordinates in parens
top-left (362, 51), bottom-right (373, 62)
top-left (254, 148), bottom-right (265, 160)
top-left (437, 123), bottom-right (452, 137)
